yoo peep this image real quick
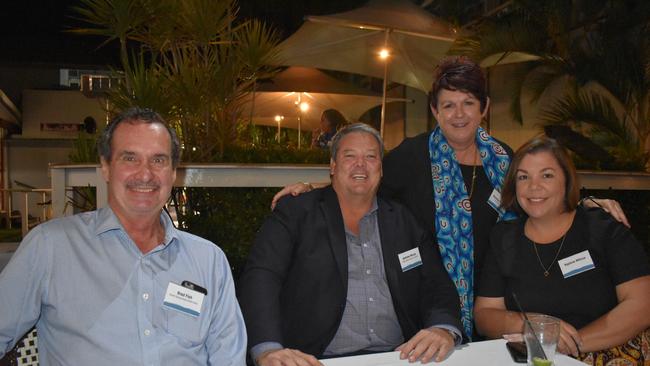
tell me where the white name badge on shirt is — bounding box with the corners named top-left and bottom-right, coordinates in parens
top-left (558, 250), bottom-right (595, 278)
top-left (398, 247), bottom-right (423, 272)
top-left (163, 282), bottom-right (205, 317)
top-left (487, 189), bottom-right (502, 213)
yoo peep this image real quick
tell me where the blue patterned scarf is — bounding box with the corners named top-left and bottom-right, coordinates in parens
top-left (428, 126), bottom-right (515, 338)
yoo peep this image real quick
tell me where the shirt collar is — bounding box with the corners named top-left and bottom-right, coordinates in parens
top-left (343, 197), bottom-right (379, 237)
top-left (368, 197), bottom-right (378, 215)
top-left (95, 206), bottom-right (180, 246)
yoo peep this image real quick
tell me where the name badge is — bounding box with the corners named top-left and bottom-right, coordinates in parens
top-left (398, 247), bottom-right (423, 272)
top-left (558, 250), bottom-right (595, 278)
top-left (487, 189), bottom-right (502, 213)
top-left (163, 282), bottom-right (205, 317)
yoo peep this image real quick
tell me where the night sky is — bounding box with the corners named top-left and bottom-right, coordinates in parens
top-left (0, 0), bottom-right (365, 67)
top-left (0, 0), bottom-right (119, 66)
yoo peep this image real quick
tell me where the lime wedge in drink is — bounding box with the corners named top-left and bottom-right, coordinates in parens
top-left (532, 357), bottom-right (553, 366)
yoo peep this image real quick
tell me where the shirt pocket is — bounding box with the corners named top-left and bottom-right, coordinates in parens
top-left (162, 305), bottom-right (206, 348)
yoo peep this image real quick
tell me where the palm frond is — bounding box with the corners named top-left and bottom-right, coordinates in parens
top-left (504, 63), bottom-right (536, 124)
top-left (540, 89), bottom-right (631, 144)
top-left (68, 0), bottom-right (150, 40)
top-left (235, 19), bottom-right (281, 76)
top-left (523, 58), bottom-right (568, 103)
top-left (106, 54), bottom-right (171, 113)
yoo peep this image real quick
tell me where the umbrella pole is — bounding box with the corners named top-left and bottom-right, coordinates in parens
top-left (380, 30), bottom-right (390, 138)
top-left (380, 61), bottom-right (388, 138)
top-left (298, 93), bottom-right (302, 149)
top-left (248, 82), bottom-right (257, 126)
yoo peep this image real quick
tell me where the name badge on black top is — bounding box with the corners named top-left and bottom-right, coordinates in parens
top-left (558, 250), bottom-right (595, 278)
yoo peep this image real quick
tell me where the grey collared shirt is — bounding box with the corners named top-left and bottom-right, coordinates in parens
top-left (324, 199), bottom-right (404, 355)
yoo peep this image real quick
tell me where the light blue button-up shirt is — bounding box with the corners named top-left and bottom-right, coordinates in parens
top-left (0, 207), bottom-right (246, 365)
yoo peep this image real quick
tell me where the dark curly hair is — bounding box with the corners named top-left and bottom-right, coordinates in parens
top-left (430, 56), bottom-right (488, 112)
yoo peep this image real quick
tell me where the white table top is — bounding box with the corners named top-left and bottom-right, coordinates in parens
top-left (320, 339), bottom-right (586, 366)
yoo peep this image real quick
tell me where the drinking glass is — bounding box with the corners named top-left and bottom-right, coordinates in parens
top-left (524, 314), bottom-right (560, 366)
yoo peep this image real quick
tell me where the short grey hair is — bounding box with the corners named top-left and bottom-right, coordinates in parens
top-left (97, 107), bottom-right (181, 167)
top-left (330, 123), bottom-right (384, 161)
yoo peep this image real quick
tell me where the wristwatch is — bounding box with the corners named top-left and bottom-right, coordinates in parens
top-left (441, 328), bottom-right (461, 345)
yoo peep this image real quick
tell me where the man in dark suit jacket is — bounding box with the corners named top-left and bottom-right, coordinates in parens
top-left (238, 124), bottom-right (463, 366)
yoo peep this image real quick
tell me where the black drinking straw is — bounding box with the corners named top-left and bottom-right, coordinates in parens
top-left (512, 292), bottom-right (548, 360)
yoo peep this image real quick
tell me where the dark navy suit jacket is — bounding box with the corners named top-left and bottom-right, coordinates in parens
top-left (238, 186), bottom-right (462, 357)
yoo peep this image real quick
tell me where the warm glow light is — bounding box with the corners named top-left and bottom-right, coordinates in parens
top-left (299, 102), bottom-right (309, 112)
top-left (274, 115), bottom-right (284, 122)
top-left (378, 48), bottom-right (390, 60)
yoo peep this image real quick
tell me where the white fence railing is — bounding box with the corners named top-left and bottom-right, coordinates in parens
top-left (0, 188), bottom-right (51, 236)
top-left (50, 163), bottom-right (650, 218)
top-left (50, 164), bottom-right (332, 218)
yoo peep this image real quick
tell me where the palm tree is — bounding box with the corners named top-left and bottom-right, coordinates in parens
top-left (69, 0), bottom-right (153, 91)
top-left (450, 0), bottom-right (650, 170)
top-left (70, 0), bottom-right (281, 159)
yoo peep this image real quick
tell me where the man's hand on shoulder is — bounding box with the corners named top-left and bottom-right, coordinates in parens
top-left (257, 348), bottom-right (322, 366)
top-left (396, 327), bottom-right (455, 363)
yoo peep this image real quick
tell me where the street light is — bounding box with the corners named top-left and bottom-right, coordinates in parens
top-left (274, 115), bottom-right (284, 142)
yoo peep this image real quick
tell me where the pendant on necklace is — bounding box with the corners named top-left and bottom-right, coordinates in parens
top-left (544, 271), bottom-right (550, 277)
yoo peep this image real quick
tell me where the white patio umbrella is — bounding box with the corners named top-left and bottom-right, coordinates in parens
top-left (241, 67), bottom-right (410, 145)
top-left (276, 0), bottom-right (457, 136)
top-left (480, 52), bottom-right (542, 67)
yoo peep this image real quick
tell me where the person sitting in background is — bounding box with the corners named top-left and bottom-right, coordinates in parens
top-left (311, 108), bottom-right (347, 148)
top-left (239, 123), bottom-right (463, 366)
top-left (474, 136), bottom-right (650, 365)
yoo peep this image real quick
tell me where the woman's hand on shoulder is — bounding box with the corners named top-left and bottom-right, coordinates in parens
top-left (271, 182), bottom-right (329, 210)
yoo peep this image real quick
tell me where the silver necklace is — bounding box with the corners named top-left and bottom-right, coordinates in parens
top-left (531, 235), bottom-right (566, 277)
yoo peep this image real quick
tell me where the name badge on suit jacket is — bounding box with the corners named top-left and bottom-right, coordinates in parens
top-left (398, 247), bottom-right (423, 272)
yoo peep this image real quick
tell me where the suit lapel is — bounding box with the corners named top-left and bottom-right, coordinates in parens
top-left (321, 186), bottom-right (348, 286)
top-left (378, 198), bottom-right (418, 334)
top-left (420, 134), bottom-right (436, 232)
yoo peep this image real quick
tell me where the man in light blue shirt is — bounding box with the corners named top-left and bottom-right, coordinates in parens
top-left (0, 107), bottom-right (246, 365)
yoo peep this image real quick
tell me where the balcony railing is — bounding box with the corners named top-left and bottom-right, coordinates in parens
top-left (0, 188), bottom-right (51, 237)
top-left (50, 163), bottom-right (650, 218)
top-left (50, 163), bottom-right (331, 217)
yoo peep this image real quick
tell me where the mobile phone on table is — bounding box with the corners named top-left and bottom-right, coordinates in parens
top-left (506, 341), bottom-right (527, 363)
